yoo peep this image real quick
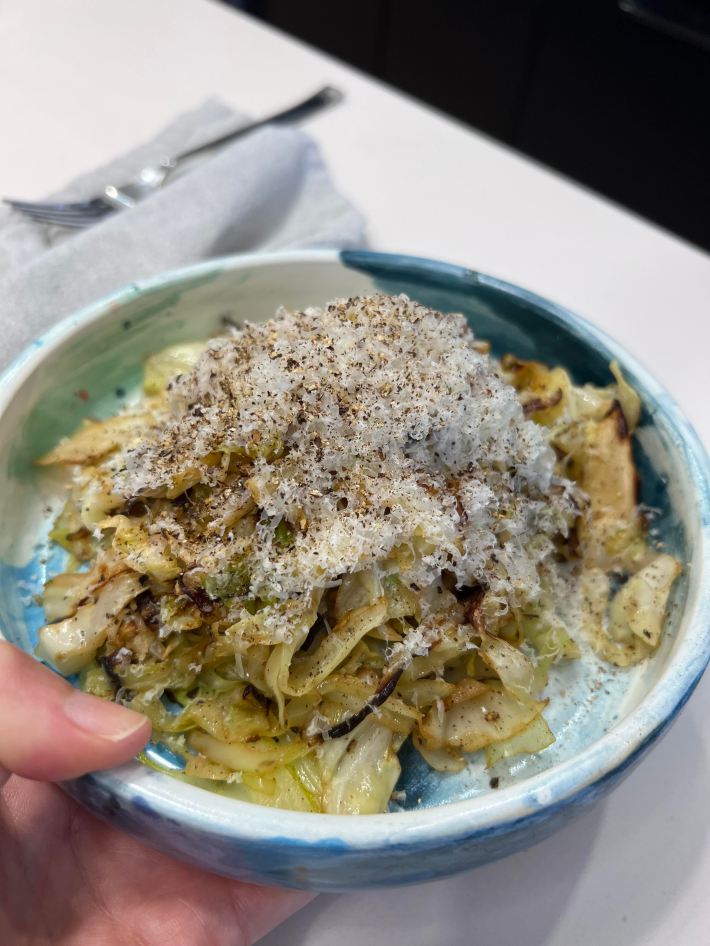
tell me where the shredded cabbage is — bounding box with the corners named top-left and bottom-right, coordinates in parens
top-left (35, 298), bottom-right (682, 813)
top-left (143, 342), bottom-right (207, 395)
top-left (484, 713), bottom-right (555, 767)
top-left (37, 572), bottom-right (143, 674)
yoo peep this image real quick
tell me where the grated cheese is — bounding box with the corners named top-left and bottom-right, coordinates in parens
top-left (114, 294), bottom-right (576, 605)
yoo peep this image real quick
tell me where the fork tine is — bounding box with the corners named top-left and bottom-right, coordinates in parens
top-left (4, 197), bottom-right (109, 215)
top-left (7, 203), bottom-right (109, 220)
top-left (8, 207), bottom-right (100, 223)
top-left (17, 213), bottom-right (99, 229)
top-left (5, 202), bottom-right (112, 228)
top-left (3, 197), bottom-right (112, 228)
top-left (7, 208), bottom-right (102, 228)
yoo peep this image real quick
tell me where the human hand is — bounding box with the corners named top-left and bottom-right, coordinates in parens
top-left (0, 642), bottom-right (313, 946)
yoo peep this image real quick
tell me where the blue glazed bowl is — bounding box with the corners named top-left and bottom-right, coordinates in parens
top-left (1, 250), bottom-right (709, 890)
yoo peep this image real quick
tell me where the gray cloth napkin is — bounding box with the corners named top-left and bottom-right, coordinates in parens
top-left (0, 99), bottom-right (366, 371)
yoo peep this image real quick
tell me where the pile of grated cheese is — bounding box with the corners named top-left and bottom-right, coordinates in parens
top-left (116, 294), bottom-right (577, 603)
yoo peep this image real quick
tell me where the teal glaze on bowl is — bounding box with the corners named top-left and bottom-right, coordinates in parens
top-left (1, 250), bottom-right (709, 890)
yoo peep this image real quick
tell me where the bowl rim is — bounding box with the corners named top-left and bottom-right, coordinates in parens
top-left (2, 247), bottom-right (709, 850)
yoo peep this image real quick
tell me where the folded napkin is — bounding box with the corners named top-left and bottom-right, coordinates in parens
top-left (0, 99), bottom-right (366, 371)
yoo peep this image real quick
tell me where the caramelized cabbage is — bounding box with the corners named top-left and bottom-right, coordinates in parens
top-left (35, 331), bottom-right (682, 814)
top-left (37, 572), bottom-right (142, 674)
top-left (484, 713), bottom-right (555, 767)
top-left (143, 342), bottom-right (207, 395)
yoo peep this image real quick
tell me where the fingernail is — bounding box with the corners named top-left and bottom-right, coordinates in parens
top-left (64, 689), bottom-right (149, 742)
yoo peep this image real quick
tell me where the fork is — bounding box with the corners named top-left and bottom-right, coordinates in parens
top-left (4, 86), bottom-right (343, 229)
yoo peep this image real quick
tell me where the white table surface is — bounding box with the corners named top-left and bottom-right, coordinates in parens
top-left (2, 1), bottom-right (709, 943)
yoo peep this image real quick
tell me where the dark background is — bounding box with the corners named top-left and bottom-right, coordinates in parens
top-left (230, 0), bottom-right (710, 252)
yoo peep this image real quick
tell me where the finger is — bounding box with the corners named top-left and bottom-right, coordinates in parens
top-left (230, 883), bottom-right (317, 945)
top-left (0, 642), bottom-right (151, 781)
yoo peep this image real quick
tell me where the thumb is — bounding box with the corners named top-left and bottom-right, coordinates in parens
top-left (0, 641), bottom-right (150, 785)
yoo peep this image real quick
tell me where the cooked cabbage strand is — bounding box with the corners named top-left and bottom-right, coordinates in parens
top-left (36, 295), bottom-right (680, 813)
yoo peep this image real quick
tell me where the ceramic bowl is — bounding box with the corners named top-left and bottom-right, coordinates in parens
top-left (1, 250), bottom-right (709, 891)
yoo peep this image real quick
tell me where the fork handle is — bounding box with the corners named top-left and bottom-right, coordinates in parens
top-left (174, 86), bottom-right (343, 164)
top-left (102, 85), bottom-right (344, 210)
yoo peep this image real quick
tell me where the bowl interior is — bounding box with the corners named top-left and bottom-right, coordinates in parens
top-left (0, 252), bottom-right (702, 812)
